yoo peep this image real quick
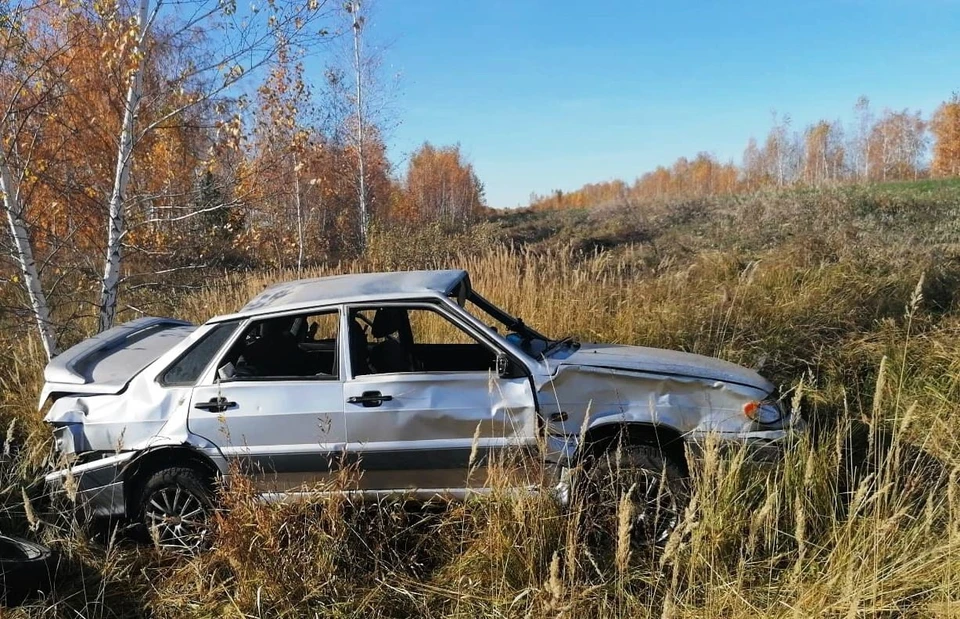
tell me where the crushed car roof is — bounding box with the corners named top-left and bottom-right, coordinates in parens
top-left (223, 269), bottom-right (470, 319)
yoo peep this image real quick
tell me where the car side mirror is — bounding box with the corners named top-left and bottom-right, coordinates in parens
top-left (496, 353), bottom-right (509, 377)
top-left (496, 353), bottom-right (522, 378)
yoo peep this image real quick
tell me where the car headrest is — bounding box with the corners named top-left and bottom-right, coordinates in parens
top-left (348, 317), bottom-right (367, 342)
top-left (371, 307), bottom-right (407, 338)
top-left (261, 316), bottom-right (293, 338)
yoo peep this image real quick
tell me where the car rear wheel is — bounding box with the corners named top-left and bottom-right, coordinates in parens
top-left (583, 443), bottom-right (688, 548)
top-left (137, 466), bottom-right (214, 551)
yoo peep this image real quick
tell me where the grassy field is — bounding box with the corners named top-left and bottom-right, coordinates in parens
top-left (3, 182), bottom-right (960, 616)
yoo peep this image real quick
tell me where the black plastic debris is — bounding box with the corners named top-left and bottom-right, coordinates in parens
top-left (0, 534), bottom-right (53, 606)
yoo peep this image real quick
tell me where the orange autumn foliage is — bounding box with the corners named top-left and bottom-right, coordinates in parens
top-left (396, 143), bottom-right (485, 225)
top-left (932, 95), bottom-right (960, 178)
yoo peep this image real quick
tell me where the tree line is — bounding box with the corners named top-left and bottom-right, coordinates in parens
top-left (0, 0), bottom-right (484, 357)
top-left (529, 94), bottom-right (960, 210)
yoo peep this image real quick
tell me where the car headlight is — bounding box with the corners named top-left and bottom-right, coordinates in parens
top-left (742, 400), bottom-right (784, 425)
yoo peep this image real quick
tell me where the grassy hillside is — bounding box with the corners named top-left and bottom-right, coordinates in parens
top-left (3, 182), bottom-right (960, 616)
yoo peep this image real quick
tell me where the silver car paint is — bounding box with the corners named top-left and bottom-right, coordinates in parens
top-left (218, 270), bottom-right (469, 322)
top-left (44, 322), bottom-right (229, 465)
top-left (182, 303), bottom-right (540, 494)
top-left (435, 294), bottom-right (783, 443)
top-left (188, 378), bottom-right (346, 491)
top-left (42, 270), bottom-right (797, 515)
top-left (39, 317), bottom-right (196, 407)
top-left (556, 343), bottom-right (774, 392)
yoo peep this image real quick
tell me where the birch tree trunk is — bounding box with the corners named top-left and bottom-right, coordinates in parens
top-left (0, 159), bottom-right (57, 359)
top-left (293, 153), bottom-right (304, 277)
top-left (350, 1), bottom-right (368, 251)
top-left (97, 0), bottom-right (150, 333)
top-left (864, 142), bottom-right (870, 181)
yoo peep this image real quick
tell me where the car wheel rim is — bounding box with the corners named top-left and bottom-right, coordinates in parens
top-left (144, 486), bottom-right (210, 550)
top-left (626, 469), bottom-right (680, 545)
top-left (590, 464), bottom-right (681, 547)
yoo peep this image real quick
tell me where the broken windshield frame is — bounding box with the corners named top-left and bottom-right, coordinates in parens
top-left (450, 289), bottom-right (565, 358)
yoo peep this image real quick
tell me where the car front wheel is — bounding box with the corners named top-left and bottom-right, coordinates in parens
top-left (583, 443), bottom-right (689, 548)
top-left (137, 466), bottom-right (214, 550)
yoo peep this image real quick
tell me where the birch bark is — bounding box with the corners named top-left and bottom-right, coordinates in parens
top-left (97, 0), bottom-right (151, 332)
top-left (0, 159), bottom-right (56, 358)
top-left (350, 1), bottom-right (368, 250)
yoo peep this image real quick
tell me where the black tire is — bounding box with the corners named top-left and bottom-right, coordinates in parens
top-left (0, 535), bottom-right (53, 606)
top-left (582, 443), bottom-right (689, 548)
top-left (137, 466), bottom-right (214, 551)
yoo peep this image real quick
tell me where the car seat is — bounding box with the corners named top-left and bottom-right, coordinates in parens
top-left (368, 308), bottom-right (415, 373)
top-left (348, 317), bottom-right (370, 376)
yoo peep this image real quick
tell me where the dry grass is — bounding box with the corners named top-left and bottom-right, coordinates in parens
top-left (3, 184), bottom-right (960, 616)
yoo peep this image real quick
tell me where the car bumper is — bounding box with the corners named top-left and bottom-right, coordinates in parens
top-left (44, 452), bottom-right (133, 520)
top-left (686, 419), bottom-right (806, 463)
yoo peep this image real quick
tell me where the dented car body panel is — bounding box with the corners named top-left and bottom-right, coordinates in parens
top-left (42, 269), bottom-right (801, 521)
top-left (39, 317), bottom-right (195, 407)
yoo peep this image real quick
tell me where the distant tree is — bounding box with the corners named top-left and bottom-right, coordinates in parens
top-left (763, 112), bottom-right (797, 187)
top-left (245, 44), bottom-right (316, 273)
top-left (803, 120), bottom-right (845, 185)
top-left (742, 137), bottom-right (764, 188)
top-left (663, 152), bottom-right (738, 196)
top-left (868, 109), bottom-right (927, 181)
top-left (931, 94), bottom-right (960, 178)
top-left (185, 170), bottom-right (244, 267)
top-left (638, 166), bottom-right (672, 197)
top-left (851, 96), bottom-right (873, 182)
top-left (403, 142), bottom-right (485, 226)
top-left (525, 93), bottom-right (946, 211)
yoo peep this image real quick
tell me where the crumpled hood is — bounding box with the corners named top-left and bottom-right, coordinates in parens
top-left (556, 343), bottom-right (774, 392)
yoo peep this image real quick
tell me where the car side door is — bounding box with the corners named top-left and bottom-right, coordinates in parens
top-left (341, 301), bottom-right (538, 495)
top-left (187, 308), bottom-right (347, 494)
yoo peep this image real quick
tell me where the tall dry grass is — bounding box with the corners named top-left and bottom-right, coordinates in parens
top-left (3, 183), bottom-right (960, 616)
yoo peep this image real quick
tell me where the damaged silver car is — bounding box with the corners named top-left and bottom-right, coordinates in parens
top-left (42, 270), bottom-right (802, 547)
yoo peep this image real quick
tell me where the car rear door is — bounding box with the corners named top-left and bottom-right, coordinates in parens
top-left (187, 308), bottom-right (347, 494)
top-left (341, 302), bottom-right (539, 495)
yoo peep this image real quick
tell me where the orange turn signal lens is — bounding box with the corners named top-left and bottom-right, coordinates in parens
top-left (743, 400), bottom-right (760, 420)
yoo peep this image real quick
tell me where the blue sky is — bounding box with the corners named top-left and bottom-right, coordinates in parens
top-left (364, 0), bottom-right (959, 207)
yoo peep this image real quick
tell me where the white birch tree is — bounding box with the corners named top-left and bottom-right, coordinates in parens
top-left (347, 0), bottom-right (369, 250)
top-left (0, 160), bottom-right (56, 358)
top-left (98, 0), bottom-right (153, 332)
top-left (324, 0), bottom-right (395, 252)
top-left (93, 0), bottom-right (330, 331)
top-left (852, 96), bottom-right (873, 182)
top-left (0, 0), bottom-right (331, 352)
top-left (0, 1), bottom-right (73, 358)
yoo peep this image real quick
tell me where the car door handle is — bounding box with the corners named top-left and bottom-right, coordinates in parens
top-left (194, 397), bottom-right (237, 413)
top-left (347, 391), bottom-right (393, 407)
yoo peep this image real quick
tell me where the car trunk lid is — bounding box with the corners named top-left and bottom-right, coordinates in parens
top-left (40, 317), bottom-right (195, 407)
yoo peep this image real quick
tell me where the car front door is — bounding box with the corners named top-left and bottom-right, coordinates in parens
top-left (187, 308), bottom-right (347, 494)
top-left (341, 302), bottom-right (538, 495)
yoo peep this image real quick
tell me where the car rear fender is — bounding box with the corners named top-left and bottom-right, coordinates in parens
top-left (121, 444), bottom-right (225, 518)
